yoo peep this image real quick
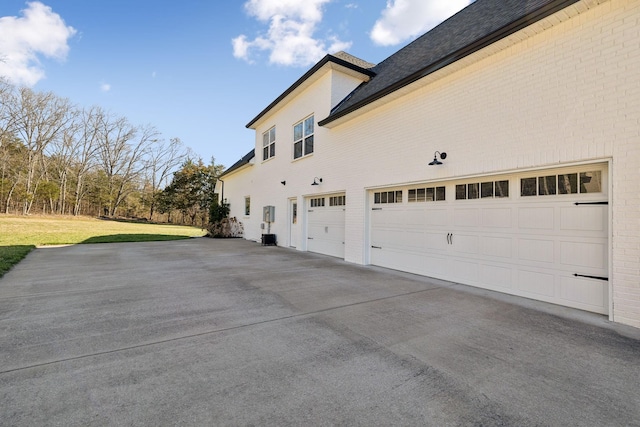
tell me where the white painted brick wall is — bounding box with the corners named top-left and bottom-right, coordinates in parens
top-left (224, 0), bottom-right (640, 328)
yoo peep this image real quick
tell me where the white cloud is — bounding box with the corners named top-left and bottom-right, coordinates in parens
top-left (232, 0), bottom-right (351, 67)
top-left (100, 82), bottom-right (111, 92)
top-left (371, 0), bottom-right (471, 46)
top-left (0, 1), bottom-right (76, 86)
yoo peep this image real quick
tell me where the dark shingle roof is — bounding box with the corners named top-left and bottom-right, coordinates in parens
top-left (220, 149), bottom-right (255, 178)
top-left (319, 0), bottom-right (579, 126)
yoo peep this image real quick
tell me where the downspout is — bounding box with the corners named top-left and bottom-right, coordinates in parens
top-left (217, 178), bottom-right (224, 204)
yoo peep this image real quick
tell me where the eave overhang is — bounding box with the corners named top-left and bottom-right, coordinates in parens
top-left (318, 0), bottom-right (582, 128)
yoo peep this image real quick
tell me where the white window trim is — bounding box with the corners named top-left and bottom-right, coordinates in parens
top-left (293, 115), bottom-right (314, 160)
top-left (262, 127), bottom-right (276, 162)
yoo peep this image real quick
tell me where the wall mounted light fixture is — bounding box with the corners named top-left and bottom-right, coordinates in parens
top-left (281, 181), bottom-right (286, 185)
top-left (428, 151), bottom-right (447, 166)
top-left (311, 177), bottom-right (323, 186)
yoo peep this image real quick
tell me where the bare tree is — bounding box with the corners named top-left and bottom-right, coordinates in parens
top-left (96, 113), bottom-right (158, 216)
top-left (143, 137), bottom-right (187, 219)
top-left (9, 88), bottom-right (74, 214)
top-left (70, 107), bottom-right (102, 216)
top-left (0, 78), bottom-right (16, 139)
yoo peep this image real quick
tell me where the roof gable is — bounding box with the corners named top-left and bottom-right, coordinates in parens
top-left (246, 53), bottom-right (376, 129)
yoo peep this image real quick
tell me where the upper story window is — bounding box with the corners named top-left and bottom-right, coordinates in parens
top-left (262, 127), bottom-right (275, 161)
top-left (244, 197), bottom-right (251, 216)
top-left (293, 115), bottom-right (314, 159)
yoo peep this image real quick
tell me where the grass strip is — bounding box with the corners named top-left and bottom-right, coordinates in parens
top-left (0, 245), bottom-right (36, 277)
top-left (0, 216), bottom-right (207, 277)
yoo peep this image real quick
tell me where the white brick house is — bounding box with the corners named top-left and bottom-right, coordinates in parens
top-left (218, 0), bottom-right (640, 328)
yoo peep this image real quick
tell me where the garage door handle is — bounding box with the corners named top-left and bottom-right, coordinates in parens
top-left (308, 237), bottom-right (314, 240)
top-left (574, 273), bottom-right (608, 281)
top-left (447, 233), bottom-right (453, 245)
top-left (371, 245), bottom-right (382, 249)
top-left (574, 201), bottom-right (608, 205)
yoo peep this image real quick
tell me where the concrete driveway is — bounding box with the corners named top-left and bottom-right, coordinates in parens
top-left (0, 238), bottom-right (639, 426)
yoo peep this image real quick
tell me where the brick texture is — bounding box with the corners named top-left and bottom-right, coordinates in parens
top-left (220, 0), bottom-right (640, 328)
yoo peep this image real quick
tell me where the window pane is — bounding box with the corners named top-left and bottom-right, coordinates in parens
top-left (263, 133), bottom-right (269, 147)
top-left (426, 187), bottom-right (434, 201)
top-left (395, 191), bottom-right (402, 203)
top-left (456, 184), bottom-right (466, 200)
top-left (468, 183), bottom-right (479, 199)
top-left (417, 188), bottom-right (426, 202)
top-left (263, 146), bottom-right (269, 161)
top-left (408, 189), bottom-right (416, 202)
top-left (304, 116), bottom-right (314, 135)
top-left (294, 141), bottom-right (302, 158)
top-left (558, 173), bottom-right (577, 194)
top-left (495, 180), bottom-right (509, 198)
top-left (539, 175), bottom-right (557, 195)
top-left (270, 127), bottom-right (276, 142)
top-left (294, 123), bottom-right (303, 141)
top-left (304, 135), bottom-right (314, 155)
top-left (374, 193), bottom-right (380, 204)
top-left (580, 171), bottom-right (602, 193)
top-left (436, 187), bottom-right (446, 201)
top-left (270, 143), bottom-right (275, 157)
top-left (521, 178), bottom-right (537, 196)
top-left (481, 182), bottom-right (493, 198)
top-left (381, 192), bottom-right (387, 203)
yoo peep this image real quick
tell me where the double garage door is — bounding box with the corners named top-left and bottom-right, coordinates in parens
top-left (307, 194), bottom-right (346, 258)
top-left (370, 164), bottom-right (609, 314)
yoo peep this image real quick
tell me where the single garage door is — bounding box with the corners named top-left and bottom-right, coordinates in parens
top-left (370, 164), bottom-right (609, 314)
top-left (307, 194), bottom-right (346, 258)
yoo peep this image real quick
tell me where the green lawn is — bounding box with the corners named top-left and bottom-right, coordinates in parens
top-left (0, 216), bottom-right (207, 277)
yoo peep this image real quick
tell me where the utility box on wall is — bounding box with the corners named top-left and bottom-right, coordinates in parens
top-left (263, 206), bottom-right (275, 223)
top-left (262, 205), bottom-right (276, 245)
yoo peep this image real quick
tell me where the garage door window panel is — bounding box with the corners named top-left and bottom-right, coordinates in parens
top-left (521, 171), bottom-right (602, 197)
top-left (539, 175), bottom-right (557, 196)
top-left (374, 191), bottom-right (402, 204)
top-left (580, 171), bottom-right (602, 193)
top-left (329, 195), bottom-right (346, 206)
top-left (408, 186), bottom-right (445, 202)
top-left (457, 181), bottom-right (508, 200)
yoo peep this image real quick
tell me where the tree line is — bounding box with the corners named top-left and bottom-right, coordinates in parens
top-left (0, 78), bottom-right (224, 225)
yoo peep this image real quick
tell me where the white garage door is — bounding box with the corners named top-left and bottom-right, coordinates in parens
top-left (370, 165), bottom-right (609, 314)
top-left (307, 194), bottom-right (346, 258)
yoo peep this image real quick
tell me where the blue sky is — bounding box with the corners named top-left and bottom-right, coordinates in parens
top-left (0, 0), bottom-right (470, 169)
